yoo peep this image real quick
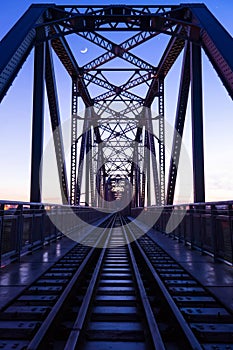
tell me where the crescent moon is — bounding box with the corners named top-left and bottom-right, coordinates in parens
top-left (80, 47), bottom-right (88, 54)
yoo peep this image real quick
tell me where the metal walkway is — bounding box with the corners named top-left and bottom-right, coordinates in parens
top-left (0, 215), bottom-right (233, 349)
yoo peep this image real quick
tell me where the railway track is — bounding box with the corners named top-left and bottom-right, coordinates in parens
top-left (127, 217), bottom-right (233, 350)
top-left (0, 214), bottom-right (232, 349)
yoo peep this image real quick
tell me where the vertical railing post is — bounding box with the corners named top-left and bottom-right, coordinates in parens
top-left (16, 204), bottom-right (24, 262)
top-left (54, 206), bottom-right (58, 238)
top-left (211, 204), bottom-right (218, 261)
top-left (189, 205), bottom-right (194, 249)
top-left (199, 204), bottom-right (204, 254)
top-left (0, 203), bottom-right (4, 267)
top-left (178, 206), bottom-right (183, 243)
top-left (31, 206), bottom-right (36, 247)
top-left (228, 204), bottom-right (233, 265)
top-left (28, 207), bottom-right (33, 254)
top-left (199, 205), bottom-right (203, 254)
top-left (40, 205), bottom-right (45, 245)
top-left (171, 206), bottom-right (176, 240)
top-left (190, 205), bottom-right (197, 249)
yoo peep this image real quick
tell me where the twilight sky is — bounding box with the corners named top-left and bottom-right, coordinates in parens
top-left (0, 0), bottom-right (232, 204)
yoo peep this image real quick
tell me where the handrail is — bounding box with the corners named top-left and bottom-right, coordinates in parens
top-left (0, 200), bottom-right (111, 267)
top-left (131, 200), bottom-right (233, 265)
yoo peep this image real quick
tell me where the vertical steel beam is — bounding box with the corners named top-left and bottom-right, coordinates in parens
top-left (143, 126), bottom-right (151, 207)
top-left (191, 43), bottom-right (205, 203)
top-left (30, 32), bottom-right (45, 203)
top-left (131, 132), bottom-right (137, 208)
top-left (147, 144), bottom-right (151, 207)
top-left (141, 128), bottom-right (148, 207)
top-left (76, 108), bottom-right (90, 205)
top-left (138, 164), bottom-right (142, 208)
top-left (76, 131), bottom-right (86, 205)
top-left (134, 150), bottom-right (139, 208)
top-left (145, 107), bottom-right (160, 205)
top-left (103, 171), bottom-right (108, 206)
top-left (96, 144), bottom-right (102, 207)
top-left (85, 129), bottom-right (91, 206)
top-left (141, 172), bottom-right (146, 208)
top-left (137, 169), bottom-right (141, 207)
top-left (100, 166), bottom-right (105, 208)
top-left (158, 78), bottom-right (165, 205)
top-left (135, 167), bottom-right (139, 208)
top-left (130, 164), bottom-right (134, 208)
top-left (166, 42), bottom-right (190, 205)
top-left (149, 132), bottom-right (160, 205)
top-left (89, 128), bottom-right (95, 206)
top-left (131, 137), bottom-right (140, 208)
top-left (135, 127), bottom-right (143, 208)
top-left (95, 127), bottom-right (103, 207)
top-left (45, 41), bottom-right (69, 204)
top-left (137, 129), bottom-right (143, 208)
top-left (70, 79), bottom-right (78, 205)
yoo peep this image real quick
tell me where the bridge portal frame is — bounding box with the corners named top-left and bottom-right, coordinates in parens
top-left (0, 3), bottom-right (232, 206)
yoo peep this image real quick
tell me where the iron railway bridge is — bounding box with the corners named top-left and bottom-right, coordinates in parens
top-left (0, 3), bottom-right (233, 350)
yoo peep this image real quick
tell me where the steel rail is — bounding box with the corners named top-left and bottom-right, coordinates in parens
top-left (126, 220), bottom-right (203, 350)
top-left (64, 215), bottom-right (116, 350)
top-left (26, 214), bottom-right (116, 350)
top-left (120, 216), bottom-right (166, 350)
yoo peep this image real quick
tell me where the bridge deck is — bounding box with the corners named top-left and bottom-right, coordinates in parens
top-left (0, 236), bottom-right (76, 310)
top-left (0, 224), bottom-right (232, 314)
top-left (134, 220), bottom-right (233, 313)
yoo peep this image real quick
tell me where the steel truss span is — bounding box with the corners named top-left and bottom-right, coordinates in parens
top-left (0, 3), bottom-right (232, 207)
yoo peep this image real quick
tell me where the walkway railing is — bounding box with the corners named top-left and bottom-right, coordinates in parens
top-left (0, 200), bottom-right (109, 267)
top-left (1, 200), bottom-right (232, 266)
top-left (131, 201), bottom-right (233, 265)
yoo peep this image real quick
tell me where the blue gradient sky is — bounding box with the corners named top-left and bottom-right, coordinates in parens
top-left (0, 0), bottom-right (232, 204)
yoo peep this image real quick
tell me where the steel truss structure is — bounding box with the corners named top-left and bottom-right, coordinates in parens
top-left (0, 4), bottom-right (232, 207)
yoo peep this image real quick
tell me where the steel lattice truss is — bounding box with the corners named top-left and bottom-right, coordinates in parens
top-left (0, 4), bottom-right (232, 207)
